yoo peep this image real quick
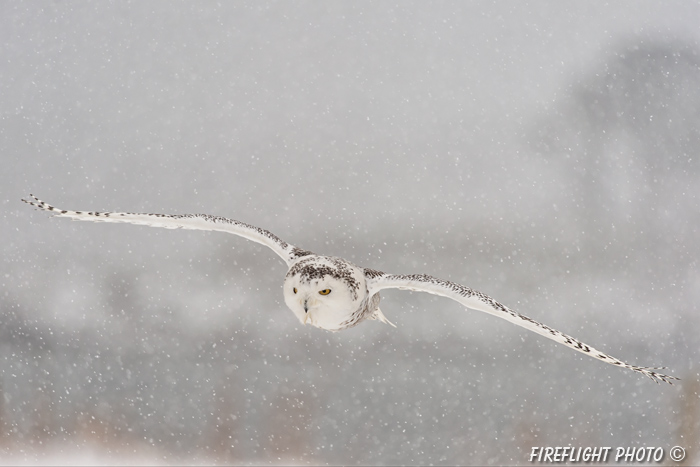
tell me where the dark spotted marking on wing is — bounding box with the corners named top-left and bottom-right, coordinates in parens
top-left (290, 247), bottom-right (313, 260)
top-left (175, 213), bottom-right (291, 249)
top-left (363, 268), bottom-right (385, 279)
top-left (370, 272), bottom-right (678, 385)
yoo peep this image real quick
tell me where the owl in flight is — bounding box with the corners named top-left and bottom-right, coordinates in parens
top-left (22, 195), bottom-right (677, 385)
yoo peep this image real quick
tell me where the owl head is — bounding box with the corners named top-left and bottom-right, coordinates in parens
top-left (283, 255), bottom-right (367, 331)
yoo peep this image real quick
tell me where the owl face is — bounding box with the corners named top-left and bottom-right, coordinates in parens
top-left (283, 255), bottom-right (367, 331)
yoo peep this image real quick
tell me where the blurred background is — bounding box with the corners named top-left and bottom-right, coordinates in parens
top-left (2, 1), bottom-right (699, 465)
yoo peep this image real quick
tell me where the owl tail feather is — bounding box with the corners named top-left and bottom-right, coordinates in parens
top-left (371, 308), bottom-right (397, 328)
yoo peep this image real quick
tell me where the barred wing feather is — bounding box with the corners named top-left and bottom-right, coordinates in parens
top-left (367, 272), bottom-right (677, 384)
top-left (22, 194), bottom-right (310, 266)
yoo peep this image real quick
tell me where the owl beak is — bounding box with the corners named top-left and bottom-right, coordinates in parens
top-left (302, 299), bottom-right (309, 324)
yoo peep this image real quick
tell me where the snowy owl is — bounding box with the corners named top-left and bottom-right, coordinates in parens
top-left (22, 195), bottom-right (677, 385)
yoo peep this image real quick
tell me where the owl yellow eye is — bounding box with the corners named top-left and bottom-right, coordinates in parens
top-left (293, 287), bottom-right (297, 294)
top-left (319, 289), bottom-right (331, 295)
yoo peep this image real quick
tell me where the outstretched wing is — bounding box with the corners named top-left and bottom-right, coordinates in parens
top-left (367, 271), bottom-right (677, 384)
top-left (22, 194), bottom-right (312, 266)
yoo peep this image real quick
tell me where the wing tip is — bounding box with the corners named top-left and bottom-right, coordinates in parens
top-left (22, 193), bottom-right (45, 209)
top-left (634, 366), bottom-right (679, 385)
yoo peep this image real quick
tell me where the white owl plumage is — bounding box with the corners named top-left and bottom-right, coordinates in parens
top-left (22, 195), bottom-right (677, 385)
